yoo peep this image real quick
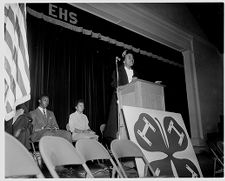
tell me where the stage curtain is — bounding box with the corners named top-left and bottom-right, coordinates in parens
top-left (26, 13), bottom-right (190, 135)
top-left (27, 13), bottom-right (119, 132)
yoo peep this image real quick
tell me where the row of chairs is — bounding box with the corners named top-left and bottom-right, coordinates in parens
top-left (5, 132), bottom-right (157, 178)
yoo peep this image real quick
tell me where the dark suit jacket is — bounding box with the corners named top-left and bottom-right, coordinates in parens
top-left (103, 65), bottom-right (138, 140)
top-left (30, 108), bottom-right (59, 132)
top-left (29, 108), bottom-right (72, 143)
top-left (13, 114), bottom-right (33, 150)
top-left (111, 65), bottom-right (138, 88)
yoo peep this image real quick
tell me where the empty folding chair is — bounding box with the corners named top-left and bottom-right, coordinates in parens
top-left (39, 136), bottom-right (93, 178)
top-left (5, 132), bottom-right (44, 178)
top-left (76, 138), bottom-right (123, 178)
top-left (208, 140), bottom-right (224, 176)
top-left (111, 139), bottom-right (156, 178)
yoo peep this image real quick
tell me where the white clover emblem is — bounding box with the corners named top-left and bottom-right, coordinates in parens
top-left (134, 113), bottom-right (200, 177)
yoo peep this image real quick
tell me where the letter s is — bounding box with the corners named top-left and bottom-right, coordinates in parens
top-left (69, 12), bottom-right (78, 24)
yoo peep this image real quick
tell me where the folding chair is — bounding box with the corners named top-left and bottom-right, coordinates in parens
top-left (110, 139), bottom-right (156, 178)
top-left (208, 140), bottom-right (224, 176)
top-left (39, 135), bottom-right (93, 178)
top-left (76, 138), bottom-right (124, 178)
top-left (5, 132), bottom-right (44, 178)
top-left (29, 139), bottom-right (43, 168)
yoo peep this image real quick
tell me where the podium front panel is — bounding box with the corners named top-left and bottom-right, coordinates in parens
top-left (118, 79), bottom-right (165, 110)
top-left (138, 81), bottom-right (165, 110)
top-left (119, 83), bottom-right (136, 107)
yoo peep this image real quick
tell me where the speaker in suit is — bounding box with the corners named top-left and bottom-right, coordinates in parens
top-left (103, 50), bottom-right (138, 143)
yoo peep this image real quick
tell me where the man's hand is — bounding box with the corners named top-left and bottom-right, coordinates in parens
top-left (43, 126), bottom-right (58, 130)
top-left (87, 130), bottom-right (95, 134)
top-left (82, 129), bottom-right (95, 134)
top-left (74, 128), bottom-right (84, 133)
top-left (132, 76), bottom-right (138, 82)
top-left (82, 130), bottom-right (89, 133)
top-left (155, 81), bottom-right (162, 84)
top-left (35, 127), bottom-right (43, 132)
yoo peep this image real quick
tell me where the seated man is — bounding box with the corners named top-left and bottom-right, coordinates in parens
top-left (30, 94), bottom-right (72, 143)
top-left (12, 102), bottom-right (33, 150)
top-left (68, 99), bottom-right (98, 141)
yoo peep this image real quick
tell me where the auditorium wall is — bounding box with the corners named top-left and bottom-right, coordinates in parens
top-left (193, 39), bottom-right (223, 135)
top-left (144, 3), bottom-right (223, 139)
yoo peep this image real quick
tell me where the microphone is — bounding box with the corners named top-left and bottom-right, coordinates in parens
top-left (116, 56), bottom-right (121, 61)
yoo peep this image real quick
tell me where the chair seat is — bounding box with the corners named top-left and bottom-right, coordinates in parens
top-left (122, 166), bottom-right (138, 178)
top-left (55, 165), bottom-right (86, 178)
top-left (86, 162), bottom-right (111, 178)
top-left (55, 162), bottom-right (112, 178)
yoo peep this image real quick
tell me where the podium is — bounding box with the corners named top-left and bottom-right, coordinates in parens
top-left (117, 79), bottom-right (165, 139)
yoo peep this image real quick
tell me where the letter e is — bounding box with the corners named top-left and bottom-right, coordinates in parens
top-left (49, 4), bottom-right (58, 18)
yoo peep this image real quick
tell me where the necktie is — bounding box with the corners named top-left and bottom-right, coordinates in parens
top-left (43, 109), bottom-right (47, 117)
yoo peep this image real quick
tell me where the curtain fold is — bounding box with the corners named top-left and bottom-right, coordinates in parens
top-left (27, 13), bottom-right (115, 131)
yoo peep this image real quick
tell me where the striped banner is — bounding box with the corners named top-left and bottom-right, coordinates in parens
top-left (4, 3), bottom-right (30, 121)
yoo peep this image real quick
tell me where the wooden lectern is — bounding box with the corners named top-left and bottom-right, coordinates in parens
top-left (117, 79), bottom-right (165, 139)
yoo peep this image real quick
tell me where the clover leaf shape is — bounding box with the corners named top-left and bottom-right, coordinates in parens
top-left (133, 113), bottom-right (200, 177)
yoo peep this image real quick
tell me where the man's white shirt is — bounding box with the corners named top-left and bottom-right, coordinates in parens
top-left (124, 66), bottom-right (133, 83)
top-left (38, 106), bottom-right (47, 117)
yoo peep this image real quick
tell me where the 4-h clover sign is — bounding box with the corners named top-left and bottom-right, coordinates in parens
top-left (122, 106), bottom-right (203, 177)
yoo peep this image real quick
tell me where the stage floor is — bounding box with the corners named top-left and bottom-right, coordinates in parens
top-left (39, 149), bottom-right (221, 178)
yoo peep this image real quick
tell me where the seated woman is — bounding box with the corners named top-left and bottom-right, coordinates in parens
top-left (68, 99), bottom-right (98, 141)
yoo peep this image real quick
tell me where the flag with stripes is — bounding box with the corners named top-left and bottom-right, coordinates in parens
top-left (4, 3), bottom-right (30, 121)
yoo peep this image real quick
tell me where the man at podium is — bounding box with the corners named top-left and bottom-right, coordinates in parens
top-left (103, 50), bottom-right (138, 146)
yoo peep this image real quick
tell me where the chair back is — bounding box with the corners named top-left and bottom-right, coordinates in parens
top-left (111, 139), bottom-right (144, 158)
top-left (76, 139), bottom-right (111, 161)
top-left (5, 132), bottom-right (44, 178)
top-left (111, 139), bottom-right (156, 177)
top-left (76, 138), bottom-right (123, 178)
top-left (39, 136), bottom-right (93, 178)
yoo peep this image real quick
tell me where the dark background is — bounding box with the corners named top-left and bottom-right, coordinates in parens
top-left (27, 3), bottom-right (190, 136)
top-left (186, 3), bottom-right (224, 54)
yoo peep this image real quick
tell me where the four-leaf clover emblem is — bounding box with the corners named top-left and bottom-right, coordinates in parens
top-left (134, 113), bottom-right (201, 177)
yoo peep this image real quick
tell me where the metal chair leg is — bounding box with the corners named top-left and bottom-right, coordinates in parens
top-left (30, 140), bottom-right (42, 169)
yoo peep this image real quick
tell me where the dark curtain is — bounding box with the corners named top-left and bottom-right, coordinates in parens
top-left (134, 54), bottom-right (190, 134)
top-left (27, 14), bottom-right (120, 133)
top-left (27, 12), bottom-right (190, 135)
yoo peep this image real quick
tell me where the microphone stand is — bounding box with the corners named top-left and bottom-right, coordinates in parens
top-left (115, 57), bottom-right (120, 139)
